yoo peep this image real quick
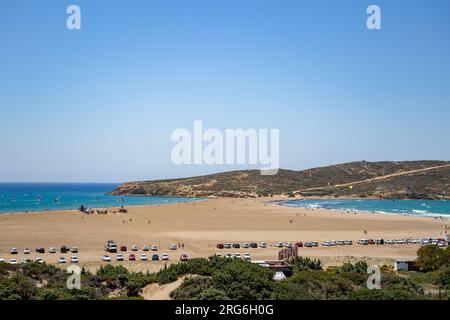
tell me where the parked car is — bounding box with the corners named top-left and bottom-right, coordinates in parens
top-left (0, 258), bottom-right (5, 263)
top-left (344, 240), bottom-right (353, 245)
top-left (105, 241), bottom-right (117, 253)
top-left (169, 244), bottom-right (178, 250)
top-left (131, 245), bottom-right (139, 251)
top-left (140, 254), bottom-right (148, 261)
top-left (60, 246), bottom-right (69, 253)
top-left (49, 247), bottom-right (56, 254)
top-left (275, 242), bottom-right (283, 248)
top-left (128, 254), bottom-right (136, 261)
top-left (232, 243), bottom-right (240, 249)
top-left (102, 255), bottom-right (111, 262)
top-left (295, 242), bottom-right (303, 247)
top-left (259, 242), bottom-right (267, 248)
top-left (284, 242), bottom-right (293, 248)
top-left (142, 245), bottom-right (150, 251)
top-left (35, 257), bottom-right (44, 263)
top-left (36, 247), bottom-right (45, 254)
top-left (224, 243), bottom-right (232, 249)
top-left (9, 259), bottom-right (18, 265)
top-left (23, 248), bottom-right (30, 254)
top-left (10, 248), bottom-right (18, 255)
top-left (71, 247), bottom-right (79, 253)
top-left (224, 253), bottom-right (232, 258)
top-left (120, 246), bottom-right (127, 252)
top-left (242, 243), bottom-right (250, 249)
top-left (214, 253), bottom-right (222, 257)
top-left (179, 254), bottom-right (189, 262)
top-left (70, 256), bottom-right (79, 263)
top-left (233, 253), bottom-right (241, 259)
top-left (250, 242), bottom-right (258, 248)
top-left (336, 240), bottom-right (346, 246)
top-left (152, 254), bottom-right (159, 261)
top-left (58, 257), bottom-right (66, 264)
top-left (243, 253), bottom-right (251, 261)
top-left (22, 259), bottom-right (31, 264)
top-left (116, 254), bottom-right (124, 261)
top-left (151, 245), bottom-right (158, 251)
top-left (216, 243), bottom-right (224, 249)
top-left (162, 254), bottom-right (169, 260)
top-left (358, 239), bottom-right (369, 245)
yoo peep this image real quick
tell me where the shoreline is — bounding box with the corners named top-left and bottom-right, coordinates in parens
top-left (270, 198), bottom-right (450, 220)
top-left (0, 196), bottom-right (206, 216)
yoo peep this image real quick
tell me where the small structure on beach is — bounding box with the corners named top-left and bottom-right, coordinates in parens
top-left (394, 260), bottom-right (417, 272)
top-left (253, 260), bottom-right (293, 277)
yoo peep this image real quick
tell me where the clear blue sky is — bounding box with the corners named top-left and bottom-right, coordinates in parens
top-left (1, 0), bottom-right (449, 182)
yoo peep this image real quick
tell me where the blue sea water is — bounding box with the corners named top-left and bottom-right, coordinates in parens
top-left (276, 198), bottom-right (450, 218)
top-left (0, 183), bottom-right (200, 214)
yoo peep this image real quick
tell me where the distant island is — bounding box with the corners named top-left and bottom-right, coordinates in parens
top-left (109, 161), bottom-right (450, 200)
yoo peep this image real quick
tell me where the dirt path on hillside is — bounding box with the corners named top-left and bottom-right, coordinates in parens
top-left (299, 164), bottom-right (450, 191)
top-left (142, 276), bottom-right (188, 300)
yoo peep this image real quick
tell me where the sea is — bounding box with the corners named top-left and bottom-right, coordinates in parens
top-left (0, 183), bottom-right (201, 214)
top-left (275, 198), bottom-right (450, 218)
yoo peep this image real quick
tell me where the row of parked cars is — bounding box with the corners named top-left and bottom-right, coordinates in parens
top-left (9, 246), bottom-right (79, 255)
top-left (357, 237), bottom-right (448, 247)
top-left (214, 252), bottom-right (251, 261)
top-left (216, 242), bottom-right (267, 249)
top-left (105, 241), bottom-right (179, 253)
top-left (100, 253), bottom-right (189, 262)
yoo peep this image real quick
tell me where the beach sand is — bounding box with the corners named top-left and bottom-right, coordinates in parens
top-left (0, 198), bottom-right (447, 270)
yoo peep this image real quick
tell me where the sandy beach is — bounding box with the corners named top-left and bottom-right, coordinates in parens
top-left (0, 198), bottom-right (447, 270)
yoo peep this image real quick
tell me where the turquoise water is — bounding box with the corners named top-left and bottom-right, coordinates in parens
top-left (0, 183), bottom-right (200, 213)
top-left (276, 198), bottom-right (450, 217)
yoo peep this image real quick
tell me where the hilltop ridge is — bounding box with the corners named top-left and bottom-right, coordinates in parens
top-left (109, 161), bottom-right (450, 200)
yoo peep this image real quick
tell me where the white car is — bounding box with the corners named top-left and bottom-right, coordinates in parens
top-left (224, 243), bottom-right (232, 249)
top-left (322, 241), bottom-right (333, 247)
top-left (70, 256), bottom-right (79, 263)
top-left (49, 247), bottom-right (57, 253)
top-left (142, 245), bottom-right (150, 251)
top-left (169, 244), bottom-right (177, 250)
top-left (242, 243), bottom-right (250, 248)
top-left (22, 259), bottom-right (31, 264)
top-left (243, 253), bottom-right (251, 261)
top-left (9, 259), bottom-right (18, 265)
top-left (131, 245), bottom-right (139, 251)
top-left (58, 257), bottom-right (66, 264)
top-left (275, 242), bottom-right (284, 248)
top-left (259, 242), bottom-right (267, 248)
top-left (116, 254), bottom-right (124, 261)
top-left (358, 239), bottom-right (369, 245)
top-left (10, 248), bottom-right (18, 254)
top-left (35, 257), bottom-right (44, 263)
top-left (283, 242), bottom-right (293, 248)
top-left (140, 254), bottom-right (148, 261)
top-left (233, 253), bottom-right (241, 259)
top-left (344, 240), bottom-right (353, 245)
top-left (224, 253), bottom-right (232, 258)
top-left (162, 254), bottom-right (169, 260)
top-left (102, 255), bottom-right (111, 262)
top-left (0, 258), bottom-right (5, 263)
top-left (150, 245), bottom-right (158, 251)
top-left (23, 248), bottom-right (31, 254)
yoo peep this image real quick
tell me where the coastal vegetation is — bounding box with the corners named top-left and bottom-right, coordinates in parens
top-left (109, 161), bottom-right (450, 200)
top-left (0, 245), bottom-right (449, 300)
